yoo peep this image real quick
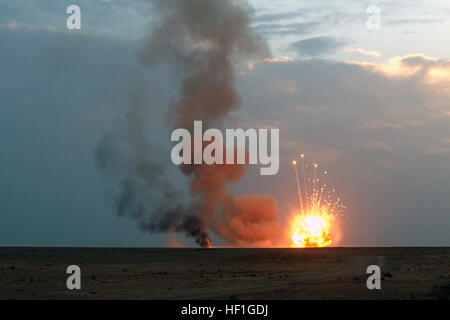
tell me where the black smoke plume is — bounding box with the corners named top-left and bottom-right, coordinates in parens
top-left (96, 0), bottom-right (277, 247)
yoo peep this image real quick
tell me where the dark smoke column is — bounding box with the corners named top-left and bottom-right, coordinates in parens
top-left (96, 0), bottom-right (277, 248)
top-left (141, 0), bottom-right (270, 246)
top-left (142, 0), bottom-right (269, 129)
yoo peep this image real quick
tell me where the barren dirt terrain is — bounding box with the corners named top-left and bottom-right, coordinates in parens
top-left (0, 247), bottom-right (449, 299)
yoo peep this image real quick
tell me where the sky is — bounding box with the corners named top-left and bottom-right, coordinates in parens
top-left (0, 0), bottom-right (449, 246)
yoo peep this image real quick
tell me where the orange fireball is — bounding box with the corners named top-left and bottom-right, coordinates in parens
top-left (291, 214), bottom-right (332, 247)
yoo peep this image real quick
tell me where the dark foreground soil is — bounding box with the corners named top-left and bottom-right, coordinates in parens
top-left (0, 247), bottom-right (449, 299)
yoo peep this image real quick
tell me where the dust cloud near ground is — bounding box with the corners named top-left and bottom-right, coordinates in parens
top-left (0, 247), bottom-right (449, 299)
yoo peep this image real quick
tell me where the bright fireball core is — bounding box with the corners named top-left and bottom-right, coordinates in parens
top-left (291, 215), bottom-right (332, 248)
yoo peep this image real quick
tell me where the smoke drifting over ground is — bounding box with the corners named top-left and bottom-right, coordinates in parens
top-left (96, 0), bottom-right (282, 247)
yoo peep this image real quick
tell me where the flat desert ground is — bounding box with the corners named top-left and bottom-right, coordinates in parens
top-left (0, 247), bottom-right (449, 299)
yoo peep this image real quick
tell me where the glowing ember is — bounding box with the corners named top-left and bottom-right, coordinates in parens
top-left (289, 154), bottom-right (345, 247)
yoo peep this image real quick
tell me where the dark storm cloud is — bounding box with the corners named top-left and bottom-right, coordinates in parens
top-left (289, 36), bottom-right (347, 56)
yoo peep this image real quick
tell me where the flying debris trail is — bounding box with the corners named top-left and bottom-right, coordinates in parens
top-left (96, 0), bottom-right (281, 247)
top-left (291, 154), bottom-right (345, 217)
top-left (301, 154), bottom-right (308, 212)
top-left (292, 161), bottom-right (304, 213)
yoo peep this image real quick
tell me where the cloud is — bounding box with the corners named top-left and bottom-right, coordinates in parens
top-left (0, 25), bottom-right (176, 246)
top-left (1, 1), bottom-right (449, 247)
top-left (345, 48), bottom-right (382, 59)
top-left (263, 56), bottom-right (294, 63)
top-left (289, 36), bottom-right (347, 57)
top-left (347, 54), bottom-right (450, 85)
top-left (252, 10), bottom-right (304, 23)
top-left (1, 21), bottom-right (57, 32)
top-left (253, 21), bottom-right (319, 37)
top-left (243, 57), bottom-right (443, 158)
top-left (386, 18), bottom-right (443, 26)
top-left (245, 56), bottom-right (293, 71)
top-left (362, 141), bottom-right (396, 152)
top-left (237, 56), bottom-right (450, 244)
top-left (0, 1), bottom-right (153, 39)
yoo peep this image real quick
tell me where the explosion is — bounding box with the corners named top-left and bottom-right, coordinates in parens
top-left (289, 154), bottom-right (344, 248)
top-left (291, 214), bottom-right (332, 248)
top-left (95, 0), bottom-right (344, 249)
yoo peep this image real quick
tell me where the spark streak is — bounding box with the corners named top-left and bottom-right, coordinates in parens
top-left (292, 160), bottom-right (304, 213)
top-left (290, 154), bottom-right (345, 247)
